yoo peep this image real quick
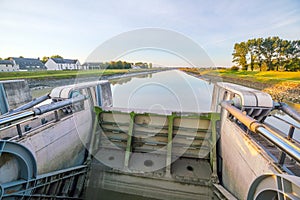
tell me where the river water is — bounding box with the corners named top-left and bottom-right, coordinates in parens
top-left (111, 70), bottom-right (300, 141)
top-left (31, 69), bottom-right (300, 143)
top-left (110, 70), bottom-right (213, 113)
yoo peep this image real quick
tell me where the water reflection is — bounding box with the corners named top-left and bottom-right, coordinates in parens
top-left (265, 111), bottom-right (300, 142)
top-left (111, 70), bottom-right (300, 142)
top-left (110, 70), bottom-right (213, 113)
top-left (110, 73), bottom-right (152, 86)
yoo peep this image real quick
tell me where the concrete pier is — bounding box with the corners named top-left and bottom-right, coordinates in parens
top-left (0, 80), bottom-right (32, 114)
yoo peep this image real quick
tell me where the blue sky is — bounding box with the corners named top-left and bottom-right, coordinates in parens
top-left (0, 0), bottom-right (299, 67)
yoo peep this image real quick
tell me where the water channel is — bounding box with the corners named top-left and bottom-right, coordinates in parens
top-left (31, 70), bottom-right (300, 143)
top-left (110, 70), bottom-right (300, 141)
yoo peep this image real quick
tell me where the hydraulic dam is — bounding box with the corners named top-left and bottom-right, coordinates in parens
top-left (0, 70), bottom-right (300, 199)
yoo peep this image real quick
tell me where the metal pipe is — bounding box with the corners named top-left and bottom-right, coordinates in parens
top-left (279, 102), bottom-right (300, 123)
top-left (220, 101), bottom-right (263, 132)
top-left (256, 127), bottom-right (300, 163)
top-left (32, 95), bottom-right (86, 115)
top-left (221, 100), bottom-right (300, 164)
top-left (0, 111), bottom-right (34, 126)
top-left (0, 95), bottom-right (86, 126)
top-left (8, 94), bottom-right (50, 114)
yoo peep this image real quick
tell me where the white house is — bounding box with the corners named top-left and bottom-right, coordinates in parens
top-left (81, 62), bottom-right (105, 70)
top-left (45, 58), bottom-right (81, 70)
top-left (0, 60), bottom-right (19, 72)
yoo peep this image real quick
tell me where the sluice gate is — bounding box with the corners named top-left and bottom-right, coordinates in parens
top-left (85, 107), bottom-right (224, 199)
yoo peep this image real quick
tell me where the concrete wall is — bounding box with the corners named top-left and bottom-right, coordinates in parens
top-left (0, 80), bottom-right (32, 113)
top-left (211, 82), bottom-right (281, 199)
top-left (219, 112), bottom-right (279, 199)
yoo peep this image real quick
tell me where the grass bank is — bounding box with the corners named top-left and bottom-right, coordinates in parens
top-left (0, 69), bottom-right (159, 81)
top-left (204, 69), bottom-right (300, 84)
top-left (180, 68), bottom-right (300, 103)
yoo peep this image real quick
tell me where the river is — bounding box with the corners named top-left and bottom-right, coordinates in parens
top-left (111, 70), bottom-right (300, 141)
top-left (111, 70), bottom-right (213, 113)
top-left (31, 69), bottom-right (300, 141)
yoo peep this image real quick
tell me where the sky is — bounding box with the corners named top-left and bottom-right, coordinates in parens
top-left (0, 0), bottom-right (299, 67)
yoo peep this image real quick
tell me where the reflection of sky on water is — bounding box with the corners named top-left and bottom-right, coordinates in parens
top-left (111, 69), bottom-right (300, 141)
top-left (110, 70), bottom-right (213, 113)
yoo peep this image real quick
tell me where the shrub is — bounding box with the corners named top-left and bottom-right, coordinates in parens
top-left (230, 66), bottom-right (239, 71)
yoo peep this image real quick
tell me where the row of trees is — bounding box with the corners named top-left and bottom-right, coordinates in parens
top-left (232, 37), bottom-right (300, 71)
top-left (105, 61), bottom-right (152, 69)
top-left (41, 55), bottom-right (63, 63)
top-left (134, 62), bottom-right (152, 69)
top-left (106, 61), bottom-right (132, 69)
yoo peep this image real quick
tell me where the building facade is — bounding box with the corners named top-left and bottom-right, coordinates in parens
top-left (45, 58), bottom-right (81, 70)
top-left (0, 60), bottom-right (19, 72)
top-left (11, 57), bottom-right (46, 71)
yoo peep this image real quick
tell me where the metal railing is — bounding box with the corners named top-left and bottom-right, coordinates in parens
top-left (0, 95), bottom-right (87, 139)
top-left (276, 102), bottom-right (300, 123)
top-left (221, 101), bottom-right (300, 164)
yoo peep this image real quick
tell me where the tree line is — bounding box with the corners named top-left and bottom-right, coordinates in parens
top-left (106, 61), bottom-right (152, 69)
top-left (232, 37), bottom-right (300, 71)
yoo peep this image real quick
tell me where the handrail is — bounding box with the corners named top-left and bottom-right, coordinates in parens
top-left (221, 101), bottom-right (300, 164)
top-left (269, 115), bottom-right (300, 130)
top-left (274, 102), bottom-right (300, 123)
top-left (0, 95), bottom-right (87, 126)
top-left (6, 94), bottom-right (50, 115)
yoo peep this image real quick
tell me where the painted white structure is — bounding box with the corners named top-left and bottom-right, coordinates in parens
top-left (82, 62), bottom-right (104, 70)
top-left (0, 80), bottom-right (112, 176)
top-left (45, 58), bottom-right (81, 70)
top-left (0, 60), bottom-right (19, 72)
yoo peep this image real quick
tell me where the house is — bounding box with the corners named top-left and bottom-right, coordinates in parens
top-left (45, 58), bottom-right (81, 70)
top-left (131, 65), bottom-right (141, 69)
top-left (82, 62), bottom-right (105, 70)
top-left (11, 57), bottom-right (46, 71)
top-left (0, 60), bottom-right (19, 72)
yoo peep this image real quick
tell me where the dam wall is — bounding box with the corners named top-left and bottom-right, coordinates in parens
top-left (0, 80), bottom-right (32, 114)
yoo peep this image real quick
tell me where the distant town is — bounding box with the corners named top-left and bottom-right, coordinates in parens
top-left (0, 56), bottom-right (153, 72)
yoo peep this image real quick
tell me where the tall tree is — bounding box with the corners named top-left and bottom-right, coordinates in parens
top-left (260, 37), bottom-right (280, 71)
top-left (285, 40), bottom-right (300, 71)
top-left (41, 56), bottom-right (49, 63)
top-left (255, 38), bottom-right (264, 71)
top-left (275, 39), bottom-right (289, 71)
top-left (232, 42), bottom-right (248, 70)
top-left (246, 39), bottom-right (257, 71)
top-left (51, 55), bottom-right (63, 59)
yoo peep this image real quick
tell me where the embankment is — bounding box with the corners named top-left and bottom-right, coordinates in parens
top-left (183, 71), bottom-right (300, 104)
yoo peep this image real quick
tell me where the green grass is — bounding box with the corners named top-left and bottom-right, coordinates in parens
top-left (0, 69), bottom-right (157, 81)
top-left (205, 69), bottom-right (300, 83)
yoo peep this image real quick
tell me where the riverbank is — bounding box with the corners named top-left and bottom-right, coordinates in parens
top-left (0, 68), bottom-right (165, 81)
top-left (27, 69), bottom-right (167, 98)
top-left (180, 68), bottom-right (300, 104)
